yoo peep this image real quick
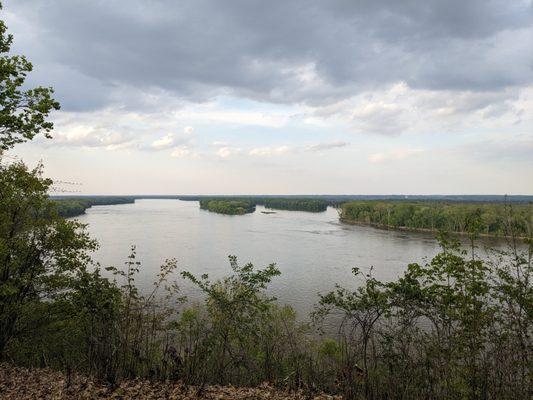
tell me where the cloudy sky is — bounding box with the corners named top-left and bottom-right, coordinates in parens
top-left (4, 0), bottom-right (533, 194)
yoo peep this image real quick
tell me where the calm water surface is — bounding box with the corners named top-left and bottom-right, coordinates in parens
top-left (77, 199), bottom-right (505, 318)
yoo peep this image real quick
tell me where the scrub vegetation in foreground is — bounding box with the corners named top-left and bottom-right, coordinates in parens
top-left (0, 6), bottom-right (531, 399)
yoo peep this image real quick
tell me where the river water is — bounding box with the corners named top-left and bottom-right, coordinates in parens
top-left (76, 199), bottom-right (507, 318)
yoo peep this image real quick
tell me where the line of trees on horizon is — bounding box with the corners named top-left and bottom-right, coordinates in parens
top-left (340, 200), bottom-right (532, 237)
top-left (53, 197), bottom-right (135, 218)
top-left (263, 198), bottom-right (328, 212)
top-left (199, 197), bottom-right (328, 215)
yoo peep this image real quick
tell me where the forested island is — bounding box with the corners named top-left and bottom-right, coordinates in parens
top-left (264, 198), bottom-right (328, 212)
top-left (199, 199), bottom-right (256, 215)
top-left (198, 198), bottom-right (327, 214)
top-left (340, 200), bottom-right (532, 237)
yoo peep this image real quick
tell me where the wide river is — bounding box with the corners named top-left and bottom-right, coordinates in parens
top-left (77, 199), bottom-right (507, 319)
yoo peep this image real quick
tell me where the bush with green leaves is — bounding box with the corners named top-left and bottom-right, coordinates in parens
top-left (314, 231), bottom-right (532, 399)
top-left (179, 256), bottom-right (305, 386)
top-left (0, 161), bottom-right (97, 358)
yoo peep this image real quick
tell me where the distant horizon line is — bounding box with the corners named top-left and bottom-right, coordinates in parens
top-left (51, 194), bottom-right (533, 198)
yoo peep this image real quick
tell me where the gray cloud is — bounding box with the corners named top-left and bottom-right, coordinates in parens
top-left (3, 0), bottom-right (532, 112)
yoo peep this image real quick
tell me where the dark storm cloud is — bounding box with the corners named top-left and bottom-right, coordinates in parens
top-left (3, 0), bottom-right (532, 111)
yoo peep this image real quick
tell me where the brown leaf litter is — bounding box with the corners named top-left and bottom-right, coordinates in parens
top-left (0, 363), bottom-right (341, 399)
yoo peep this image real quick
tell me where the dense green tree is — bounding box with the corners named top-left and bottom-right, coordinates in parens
top-left (264, 198), bottom-right (328, 212)
top-left (340, 200), bottom-right (532, 237)
top-left (199, 199), bottom-right (256, 215)
top-left (53, 197), bottom-right (135, 218)
top-left (0, 161), bottom-right (97, 357)
top-left (0, 2), bottom-right (60, 150)
top-left (0, 8), bottom-right (83, 358)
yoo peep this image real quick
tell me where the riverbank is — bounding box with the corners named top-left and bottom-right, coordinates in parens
top-left (339, 200), bottom-right (531, 238)
top-left (339, 218), bottom-right (526, 239)
top-left (0, 364), bottom-right (339, 400)
top-left (54, 197), bottom-right (136, 218)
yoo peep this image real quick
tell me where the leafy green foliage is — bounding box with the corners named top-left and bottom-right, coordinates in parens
top-left (315, 233), bottom-right (532, 399)
top-left (199, 199), bottom-right (256, 215)
top-left (264, 198), bottom-right (328, 212)
top-left (0, 161), bottom-right (97, 356)
top-left (179, 257), bottom-right (290, 385)
top-left (340, 200), bottom-right (532, 237)
top-left (0, 2), bottom-right (60, 150)
top-left (198, 198), bottom-right (328, 214)
top-left (53, 197), bottom-right (135, 218)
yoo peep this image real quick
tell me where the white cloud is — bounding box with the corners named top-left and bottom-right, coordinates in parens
top-left (216, 147), bottom-right (242, 158)
top-left (305, 141), bottom-right (348, 152)
top-left (170, 146), bottom-right (191, 158)
top-left (248, 142), bottom-right (349, 157)
top-left (174, 109), bottom-right (290, 128)
top-left (368, 148), bottom-right (424, 163)
top-left (44, 109), bottom-right (200, 152)
top-left (248, 146), bottom-right (292, 157)
top-left (307, 82), bottom-right (531, 136)
top-left (150, 126), bottom-right (195, 150)
top-left (212, 141), bottom-right (229, 147)
top-left (51, 124), bottom-right (134, 150)
top-left (151, 134), bottom-right (176, 150)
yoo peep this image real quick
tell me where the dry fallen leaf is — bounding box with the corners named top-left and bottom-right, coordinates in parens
top-left (0, 363), bottom-right (341, 400)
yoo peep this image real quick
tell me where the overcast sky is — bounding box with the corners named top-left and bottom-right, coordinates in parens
top-left (4, 0), bottom-right (533, 194)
